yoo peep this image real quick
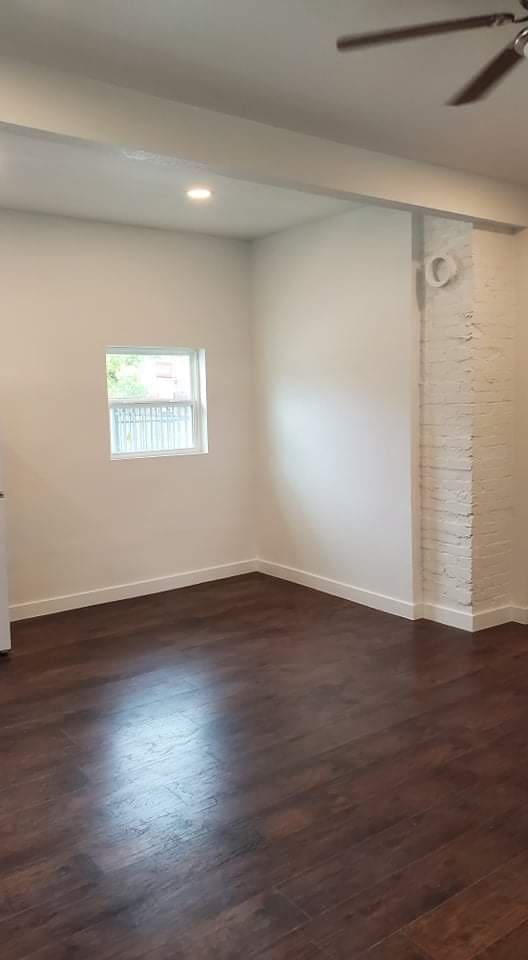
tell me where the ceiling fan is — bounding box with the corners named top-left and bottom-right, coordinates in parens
top-left (337, 2), bottom-right (528, 104)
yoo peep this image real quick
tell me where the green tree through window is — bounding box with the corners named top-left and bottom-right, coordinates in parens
top-left (106, 354), bottom-right (147, 399)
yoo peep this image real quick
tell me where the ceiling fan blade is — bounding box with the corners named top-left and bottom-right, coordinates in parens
top-left (337, 14), bottom-right (515, 51)
top-left (448, 43), bottom-right (521, 104)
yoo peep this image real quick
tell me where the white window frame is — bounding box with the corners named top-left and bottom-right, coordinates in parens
top-left (106, 346), bottom-right (208, 461)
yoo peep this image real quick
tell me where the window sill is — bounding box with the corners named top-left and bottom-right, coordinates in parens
top-left (110, 448), bottom-right (208, 461)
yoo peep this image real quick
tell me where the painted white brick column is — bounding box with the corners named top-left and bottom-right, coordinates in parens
top-left (472, 228), bottom-right (515, 616)
top-left (420, 217), bottom-right (515, 629)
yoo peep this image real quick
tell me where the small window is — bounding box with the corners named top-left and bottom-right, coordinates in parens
top-left (106, 347), bottom-right (208, 459)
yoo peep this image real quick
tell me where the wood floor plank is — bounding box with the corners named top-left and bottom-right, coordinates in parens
top-left (355, 932), bottom-right (429, 960)
top-left (0, 724), bottom-right (77, 789)
top-left (301, 804), bottom-right (528, 958)
top-left (407, 851), bottom-right (528, 960)
top-left (278, 776), bottom-right (528, 917)
top-left (10, 885), bottom-right (306, 960)
top-left (469, 917), bottom-right (528, 958)
top-left (0, 764), bottom-right (89, 816)
top-left (3, 574), bottom-right (528, 960)
top-left (252, 928), bottom-right (328, 958)
top-left (0, 851), bottom-right (103, 922)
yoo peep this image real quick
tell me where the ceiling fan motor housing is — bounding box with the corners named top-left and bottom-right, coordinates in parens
top-left (514, 26), bottom-right (528, 56)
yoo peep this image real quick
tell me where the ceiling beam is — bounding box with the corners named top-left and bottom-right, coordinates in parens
top-left (0, 55), bottom-right (527, 228)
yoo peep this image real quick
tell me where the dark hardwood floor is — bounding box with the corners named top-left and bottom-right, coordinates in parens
top-left (2, 573), bottom-right (528, 959)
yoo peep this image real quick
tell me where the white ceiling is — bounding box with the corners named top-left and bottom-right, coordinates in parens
top-left (0, 127), bottom-right (354, 238)
top-left (1, 1), bottom-right (528, 186)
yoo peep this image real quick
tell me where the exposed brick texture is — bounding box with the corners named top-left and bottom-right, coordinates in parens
top-left (472, 228), bottom-right (515, 612)
top-left (420, 217), bottom-right (514, 615)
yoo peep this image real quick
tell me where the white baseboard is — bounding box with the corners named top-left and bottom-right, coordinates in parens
top-left (256, 561), bottom-right (525, 633)
top-left (255, 559), bottom-right (421, 621)
top-left (9, 559), bottom-right (257, 622)
top-left (421, 603), bottom-right (473, 632)
top-left (422, 602), bottom-right (519, 633)
top-left (511, 606), bottom-right (528, 626)
top-left (473, 605), bottom-right (516, 632)
top-left (10, 554), bottom-right (528, 633)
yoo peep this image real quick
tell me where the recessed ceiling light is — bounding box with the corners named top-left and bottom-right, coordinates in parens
top-left (186, 186), bottom-right (213, 201)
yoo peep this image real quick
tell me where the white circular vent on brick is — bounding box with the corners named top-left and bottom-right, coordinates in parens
top-left (425, 254), bottom-right (458, 288)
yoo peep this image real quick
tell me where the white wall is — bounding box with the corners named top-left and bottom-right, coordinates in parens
top-left (253, 206), bottom-right (418, 614)
top-left (4, 204), bottom-right (522, 628)
top-left (0, 211), bottom-right (254, 614)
